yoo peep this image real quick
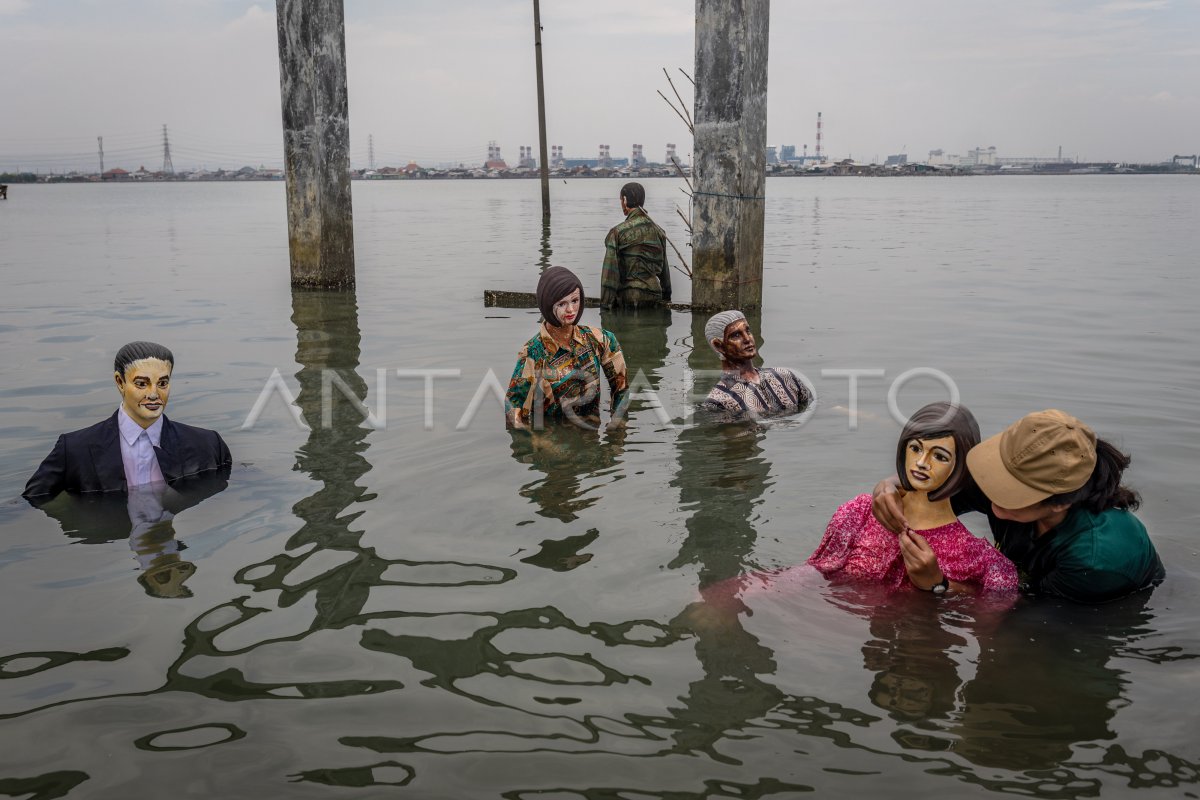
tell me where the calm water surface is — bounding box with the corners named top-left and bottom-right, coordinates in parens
top-left (1, 176), bottom-right (1198, 798)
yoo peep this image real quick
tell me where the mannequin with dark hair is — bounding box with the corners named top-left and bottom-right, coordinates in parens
top-left (873, 409), bottom-right (1164, 603)
top-left (24, 341), bottom-right (230, 501)
top-left (600, 181), bottom-right (671, 310)
top-left (808, 403), bottom-right (1017, 597)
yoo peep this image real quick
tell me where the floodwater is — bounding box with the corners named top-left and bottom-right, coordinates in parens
top-left (1, 176), bottom-right (1198, 798)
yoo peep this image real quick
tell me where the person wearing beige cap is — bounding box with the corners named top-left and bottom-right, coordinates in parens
top-left (873, 409), bottom-right (1164, 604)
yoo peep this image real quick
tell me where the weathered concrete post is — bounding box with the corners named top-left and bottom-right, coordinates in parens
top-left (276, 0), bottom-right (355, 288)
top-left (691, 0), bottom-right (769, 310)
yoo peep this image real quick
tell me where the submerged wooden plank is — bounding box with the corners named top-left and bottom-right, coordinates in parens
top-left (484, 289), bottom-right (691, 312)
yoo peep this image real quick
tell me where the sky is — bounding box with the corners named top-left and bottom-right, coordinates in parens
top-left (1, 0), bottom-right (1197, 172)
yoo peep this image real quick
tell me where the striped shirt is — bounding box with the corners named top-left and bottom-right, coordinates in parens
top-left (702, 367), bottom-right (811, 420)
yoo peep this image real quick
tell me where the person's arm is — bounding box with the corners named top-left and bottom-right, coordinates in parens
top-left (597, 329), bottom-right (628, 413)
top-left (23, 435), bottom-right (68, 504)
top-left (504, 350), bottom-right (533, 430)
top-left (600, 229), bottom-right (621, 309)
top-left (871, 475), bottom-right (908, 534)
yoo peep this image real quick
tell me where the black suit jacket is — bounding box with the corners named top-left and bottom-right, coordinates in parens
top-left (23, 411), bottom-right (232, 502)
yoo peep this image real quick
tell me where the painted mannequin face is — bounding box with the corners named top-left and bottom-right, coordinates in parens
top-left (115, 357), bottom-right (172, 428)
top-left (717, 319), bottom-right (757, 362)
top-left (553, 288), bottom-right (582, 326)
top-left (904, 435), bottom-right (956, 494)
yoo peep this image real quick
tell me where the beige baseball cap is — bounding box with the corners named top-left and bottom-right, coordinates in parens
top-left (966, 409), bottom-right (1097, 509)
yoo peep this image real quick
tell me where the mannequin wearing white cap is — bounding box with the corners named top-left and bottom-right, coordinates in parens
top-left (700, 311), bottom-right (811, 420)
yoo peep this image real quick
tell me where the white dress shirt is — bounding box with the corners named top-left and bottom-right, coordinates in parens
top-left (118, 407), bottom-right (166, 487)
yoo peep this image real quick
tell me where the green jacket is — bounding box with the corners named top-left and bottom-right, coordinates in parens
top-left (600, 207), bottom-right (671, 308)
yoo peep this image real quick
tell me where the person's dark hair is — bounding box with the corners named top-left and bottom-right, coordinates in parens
top-left (896, 402), bottom-right (981, 502)
top-left (620, 182), bottom-right (645, 209)
top-left (114, 341), bottom-right (174, 377)
top-left (1042, 438), bottom-right (1141, 512)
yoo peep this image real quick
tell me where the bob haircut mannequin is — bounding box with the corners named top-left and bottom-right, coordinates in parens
top-left (896, 401), bottom-right (981, 502)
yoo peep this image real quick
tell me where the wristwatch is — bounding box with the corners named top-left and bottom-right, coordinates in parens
top-left (930, 576), bottom-right (950, 596)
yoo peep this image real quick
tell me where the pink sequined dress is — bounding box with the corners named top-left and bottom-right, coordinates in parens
top-left (807, 494), bottom-right (1018, 594)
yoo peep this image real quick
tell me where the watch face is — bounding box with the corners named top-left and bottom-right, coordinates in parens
top-left (932, 580), bottom-right (949, 595)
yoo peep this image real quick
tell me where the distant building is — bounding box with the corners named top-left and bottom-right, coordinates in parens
top-left (665, 143), bottom-right (678, 165)
top-left (967, 146), bottom-right (997, 166)
top-left (518, 146), bottom-right (536, 169)
top-left (551, 145), bottom-right (566, 168)
top-left (598, 144), bottom-right (613, 169)
top-left (765, 146), bottom-right (778, 165)
top-left (102, 168), bottom-right (130, 181)
top-left (780, 145), bottom-right (796, 162)
top-left (1173, 154), bottom-right (1198, 168)
top-left (485, 141), bottom-right (508, 170)
top-left (631, 144), bottom-right (646, 168)
top-left (884, 153), bottom-right (907, 167)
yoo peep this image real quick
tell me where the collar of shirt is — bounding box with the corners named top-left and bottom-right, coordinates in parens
top-left (118, 406), bottom-right (164, 447)
top-left (625, 207), bottom-right (648, 221)
top-left (538, 322), bottom-right (587, 354)
top-left (720, 367), bottom-right (762, 386)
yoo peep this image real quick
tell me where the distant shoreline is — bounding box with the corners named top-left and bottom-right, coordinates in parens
top-left (2, 166), bottom-right (1195, 185)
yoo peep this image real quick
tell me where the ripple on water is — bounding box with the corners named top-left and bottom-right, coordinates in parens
top-left (134, 723), bottom-right (246, 751)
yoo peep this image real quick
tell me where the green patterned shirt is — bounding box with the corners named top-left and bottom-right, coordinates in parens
top-left (506, 324), bottom-right (628, 428)
top-left (600, 207), bottom-right (671, 308)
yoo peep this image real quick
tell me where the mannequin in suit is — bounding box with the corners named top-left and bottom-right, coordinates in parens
top-left (23, 341), bottom-right (231, 503)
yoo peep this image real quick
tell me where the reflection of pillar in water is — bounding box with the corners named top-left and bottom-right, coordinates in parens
top-left (288, 289), bottom-right (383, 623)
top-left (670, 422), bottom-right (771, 588)
top-left (665, 390), bottom-right (781, 755)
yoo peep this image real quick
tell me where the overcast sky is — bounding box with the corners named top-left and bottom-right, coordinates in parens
top-left (1, 0), bottom-right (1197, 172)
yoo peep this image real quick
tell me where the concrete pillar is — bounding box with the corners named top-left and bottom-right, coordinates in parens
top-left (691, 0), bottom-right (769, 311)
top-left (276, 0), bottom-right (355, 288)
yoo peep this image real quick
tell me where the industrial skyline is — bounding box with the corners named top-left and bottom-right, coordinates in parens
top-left (2, 1), bottom-right (1198, 172)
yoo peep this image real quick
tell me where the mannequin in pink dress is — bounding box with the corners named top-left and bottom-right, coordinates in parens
top-left (808, 402), bottom-right (1017, 596)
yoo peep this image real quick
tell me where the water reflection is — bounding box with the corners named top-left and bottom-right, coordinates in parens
top-left (601, 304), bottom-right (671, 410)
top-left (955, 595), bottom-right (1156, 772)
top-left (0, 771), bottom-right (90, 799)
top-left (273, 288), bottom-right (381, 624)
top-left (26, 470), bottom-right (229, 545)
top-left (508, 424), bottom-right (625, 523)
top-left (126, 484), bottom-right (196, 598)
top-left (27, 471), bottom-right (229, 598)
top-left (853, 591), bottom-right (965, 726)
top-left (165, 289), bottom-right (409, 702)
top-left (668, 373), bottom-right (784, 759)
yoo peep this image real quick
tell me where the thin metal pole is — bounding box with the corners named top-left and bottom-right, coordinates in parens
top-left (533, 0), bottom-right (551, 220)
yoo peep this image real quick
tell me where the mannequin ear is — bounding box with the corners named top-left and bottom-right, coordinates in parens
top-left (711, 338), bottom-right (726, 357)
top-left (114, 371), bottom-right (125, 389)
